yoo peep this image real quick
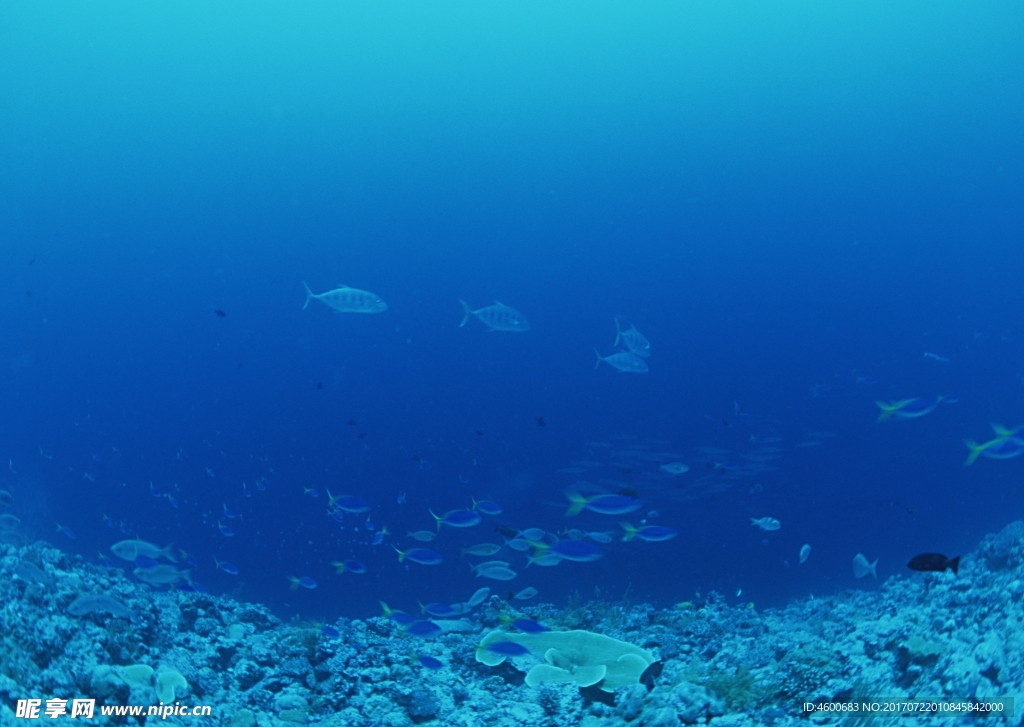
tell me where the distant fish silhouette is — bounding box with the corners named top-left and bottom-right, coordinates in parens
top-left (214, 309), bottom-right (226, 317)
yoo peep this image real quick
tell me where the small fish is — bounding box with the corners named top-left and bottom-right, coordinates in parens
top-left (510, 618), bottom-right (549, 634)
top-left (907, 553), bottom-right (960, 575)
top-left (320, 625), bottom-right (341, 638)
top-left (396, 491), bottom-right (406, 505)
top-left (512, 587), bottom-right (538, 600)
top-left (56, 523), bottom-right (76, 540)
top-left (964, 425), bottom-right (1024, 465)
top-left (536, 417), bottom-right (546, 427)
top-left (0, 489), bottom-right (12, 507)
top-left (459, 300), bottom-right (530, 332)
top-left (852, 553), bottom-right (877, 579)
top-left (479, 640), bottom-right (530, 657)
top-left (83, 473), bottom-right (95, 482)
top-left (164, 494), bottom-right (179, 509)
top-left (364, 517), bottom-right (374, 531)
top-left (565, 492), bottom-right (644, 517)
top-left (394, 547), bottom-right (444, 566)
top-left (304, 487), bottom-right (320, 498)
top-left (222, 504), bottom-right (238, 519)
top-left (302, 282), bottom-right (387, 314)
top-left (875, 397), bottom-right (942, 421)
top-left (149, 482), bottom-right (163, 498)
top-left (407, 530), bottom-right (437, 542)
top-left (422, 602), bottom-right (460, 618)
top-left (214, 309), bottom-right (226, 317)
top-left (289, 576), bottom-right (318, 590)
top-left (242, 483), bottom-right (252, 498)
top-left (799, 544), bottom-right (811, 565)
top-left (545, 539), bottom-right (603, 562)
top-left (659, 462), bottom-right (689, 475)
top-left (594, 349), bottom-right (649, 373)
top-left (206, 467), bottom-right (215, 477)
top-left (475, 566), bottom-right (518, 581)
top-left (472, 498), bottom-right (503, 516)
top-left (751, 517), bottom-right (781, 531)
top-left (380, 601), bottom-right (418, 628)
top-left (613, 318), bottom-right (651, 357)
top-left (218, 521), bottom-right (235, 537)
top-left (333, 559), bottom-right (367, 575)
top-left (506, 538), bottom-right (531, 552)
top-left (584, 531), bottom-right (613, 544)
top-left (405, 620), bottom-right (443, 638)
top-left (458, 475), bottom-right (470, 483)
top-left (466, 587), bottom-right (491, 607)
top-left (327, 491), bottom-right (372, 514)
top-left (417, 655), bottom-right (444, 670)
top-left (431, 509), bottom-right (481, 530)
top-left (135, 564), bottom-right (192, 585)
top-left (620, 523), bottom-right (678, 542)
top-left (215, 558), bottom-right (239, 575)
top-left (461, 543), bottom-right (503, 558)
top-left (111, 539), bottom-right (177, 563)
top-left (923, 352), bottom-right (950, 362)
top-left (371, 526), bottom-right (389, 545)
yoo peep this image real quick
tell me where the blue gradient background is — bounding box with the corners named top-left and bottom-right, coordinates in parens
top-left (2, 1), bottom-right (1023, 620)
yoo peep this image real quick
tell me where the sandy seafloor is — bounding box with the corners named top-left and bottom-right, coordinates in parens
top-left (1, 522), bottom-right (1022, 727)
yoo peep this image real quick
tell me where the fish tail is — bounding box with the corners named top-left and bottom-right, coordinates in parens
top-left (874, 401), bottom-right (894, 421)
top-left (594, 349), bottom-right (603, 370)
top-left (565, 492), bottom-right (588, 516)
top-left (458, 299), bottom-right (472, 327)
top-left (948, 556), bottom-right (960, 575)
top-left (430, 509), bottom-right (442, 531)
top-left (379, 600), bottom-right (392, 616)
top-left (963, 440), bottom-right (984, 466)
top-left (869, 559), bottom-right (878, 578)
top-left (991, 423), bottom-right (1017, 438)
top-left (301, 281), bottom-right (316, 309)
top-left (620, 522), bottom-right (637, 541)
top-left (613, 318), bottom-right (622, 346)
top-left (392, 546), bottom-right (406, 562)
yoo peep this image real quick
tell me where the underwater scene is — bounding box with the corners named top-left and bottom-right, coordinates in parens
top-left (1, 2), bottom-right (1023, 726)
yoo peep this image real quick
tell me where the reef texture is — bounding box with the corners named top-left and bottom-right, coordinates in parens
top-left (2, 521), bottom-right (1023, 727)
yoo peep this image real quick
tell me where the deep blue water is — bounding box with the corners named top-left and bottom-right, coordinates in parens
top-left (2, 1), bottom-right (1023, 622)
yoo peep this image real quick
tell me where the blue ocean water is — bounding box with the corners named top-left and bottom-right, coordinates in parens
top-left (1, 1), bottom-right (1022, 625)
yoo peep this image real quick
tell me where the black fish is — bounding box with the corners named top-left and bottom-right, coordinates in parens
top-left (536, 417), bottom-right (545, 427)
top-left (907, 553), bottom-right (960, 575)
top-left (640, 660), bottom-right (664, 692)
top-left (215, 309), bottom-right (226, 317)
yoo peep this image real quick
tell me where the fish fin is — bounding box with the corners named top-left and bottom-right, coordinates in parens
top-left (459, 300), bottom-right (473, 327)
top-left (613, 318), bottom-right (622, 346)
top-left (963, 440), bottom-right (984, 466)
top-left (870, 559), bottom-right (878, 578)
top-left (620, 522), bottom-right (637, 541)
top-left (594, 349), bottom-right (603, 369)
top-left (301, 281), bottom-right (316, 309)
top-left (875, 401), bottom-right (894, 421)
top-left (565, 492), bottom-right (588, 516)
top-left (948, 556), bottom-right (960, 575)
top-left (392, 546), bottom-right (406, 562)
top-left (162, 544), bottom-right (178, 563)
top-left (991, 423), bottom-right (1018, 438)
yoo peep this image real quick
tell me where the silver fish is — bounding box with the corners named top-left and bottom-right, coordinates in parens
top-left (614, 319), bottom-right (651, 357)
top-left (459, 300), bottom-right (530, 332)
top-left (595, 350), bottom-right (649, 373)
top-left (134, 565), bottom-right (192, 585)
top-left (110, 539), bottom-right (177, 563)
top-left (751, 517), bottom-right (781, 531)
top-left (302, 282), bottom-right (387, 314)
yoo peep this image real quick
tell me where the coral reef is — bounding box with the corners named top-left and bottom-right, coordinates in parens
top-left (1, 521), bottom-right (1022, 726)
